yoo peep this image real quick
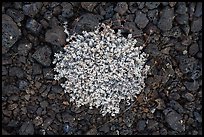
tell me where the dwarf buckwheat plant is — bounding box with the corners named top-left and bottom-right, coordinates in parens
top-left (53, 23), bottom-right (150, 116)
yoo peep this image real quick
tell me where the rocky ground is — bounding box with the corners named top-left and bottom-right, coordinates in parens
top-left (2, 2), bottom-right (202, 135)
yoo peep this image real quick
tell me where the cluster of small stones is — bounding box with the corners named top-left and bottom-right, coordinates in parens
top-left (53, 23), bottom-right (150, 116)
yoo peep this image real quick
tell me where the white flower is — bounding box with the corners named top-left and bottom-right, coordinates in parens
top-left (53, 23), bottom-right (150, 116)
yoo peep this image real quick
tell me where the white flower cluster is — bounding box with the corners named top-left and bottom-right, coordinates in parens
top-left (53, 23), bottom-right (150, 116)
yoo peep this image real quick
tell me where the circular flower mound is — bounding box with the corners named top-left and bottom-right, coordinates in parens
top-left (53, 23), bottom-right (150, 116)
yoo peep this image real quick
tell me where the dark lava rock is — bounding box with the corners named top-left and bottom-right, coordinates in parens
top-left (7, 120), bottom-right (19, 128)
top-left (86, 127), bottom-right (97, 135)
top-left (194, 2), bottom-right (202, 17)
top-left (144, 22), bottom-right (160, 34)
top-left (8, 103), bottom-right (18, 110)
top-left (39, 84), bottom-right (51, 97)
top-left (128, 2), bottom-right (137, 13)
top-left (9, 67), bottom-right (25, 78)
top-left (51, 85), bottom-right (63, 94)
top-left (147, 9), bottom-right (159, 24)
top-left (114, 2), bottom-right (128, 15)
top-left (99, 123), bottom-right (110, 133)
top-left (3, 109), bottom-right (12, 117)
top-left (181, 24), bottom-right (190, 35)
top-left (2, 14), bottom-right (21, 49)
top-left (63, 123), bottom-right (71, 134)
top-left (183, 92), bottom-right (195, 102)
top-left (178, 56), bottom-right (197, 74)
top-left (49, 17), bottom-right (60, 28)
top-left (160, 128), bottom-right (168, 135)
top-left (161, 47), bottom-right (171, 55)
top-left (147, 120), bottom-right (159, 130)
top-left (23, 2), bottom-right (42, 17)
top-left (24, 94), bottom-right (30, 101)
top-left (189, 66), bottom-right (202, 80)
top-left (33, 116), bottom-right (43, 126)
top-left (36, 107), bottom-right (43, 116)
top-left (137, 2), bottom-right (145, 9)
top-left (32, 46), bottom-right (52, 66)
top-left (158, 6), bottom-right (174, 31)
top-left (169, 92), bottom-right (180, 100)
top-left (43, 68), bottom-right (54, 79)
top-left (50, 103), bottom-right (60, 112)
top-left (43, 10), bottom-right (53, 21)
top-left (17, 55), bottom-right (27, 64)
top-left (120, 128), bottom-right (132, 135)
top-left (104, 4), bottom-right (115, 19)
top-left (26, 18), bottom-right (42, 35)
top-left (19, 121), bottom-right (34, 135)
top-left (163, 26), bottom-right (181, 38)
top-left (163, 108), bottom-right (185, 132)
top-left (161, 2), bottom-right (169, 6)
top-left (14, 2), bottom-right (23, 9)
top-left (144, 43), bottom-right (160, 57)
top-left (145, 2), bottom-right (160, 9)
top-left (124, 22), bottom-right (143, 36)
top-left (196, 52), bottom-right (202, 59)
top-left (53, 5), bottom-right (62, 16)
top-left (2, 85), bottom-right (20, 95)
top-left (45, 26), bottom-right (66, 46)
top-left (111, 13), bottom-right (121, 26)
top-left (27, 105), bottom-right (38, 114)
top-left (18, 80), bottom-right (29, 91)
top-left (192, 130), bottom-right (199, 135)
top-left (181, 36), bottom-right (192, 46)
top-left (125, 14), bottom-right (135, 22)
top-left (2, 55), bottom-right (12, 65)
top-left (42, 117), bottom-right (54, 129)
top-left (137, 120), bottom-right (146, 132)
top-left (6, 8), bottom-right (24, 23)
top-left (135, 11), bottom-right (149, 29)
top-left (124, 114), bottom-right (135, 127)
top-left (168, 100), bottom-right (184, 114)
top-left (175, 14), bottom-right (188, 25)
top-left (198, 39), bottom-right (202, 51)
top-left (184, 81), bottom-right (200, 91)
top-left (51, 45), bottom-right (64, 55)
top-left (62, 112), bottom-right (75, 124)
top-left (81, 2), bottom-right (97, 12)
top-left (194, 112), bottom-right (202, 123)
top-left (40, 100), bottom-right (49, 108)
top-left (61, 2), bottom-right (74, 18)
top-left (189, 1), bottom-right (197, 21)
top-left (98, 4), bottom-right (106, 16)
top-left (2, 66), bottom-right (8, 76)
top-left (155, 98), bottom-right (166, 110)
top-left (176, 2), bottom-right (187, 14)
top-left (18, 42), bottom-right (32, 56)
top-left (72, 13), bottom-right (101, 33)
top-left (49, 2), bottom-right (60, 8)
top-left (32, 63), bottom-right (42, 75)
top-left (189, 42), bottom-right (199, 56)
top-left (191, 17), bottom-right (202, 32)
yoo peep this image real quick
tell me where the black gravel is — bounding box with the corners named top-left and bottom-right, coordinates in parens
top-left (2, 14), bottom-right (21, 49)
top-left (2, 2), bottom-right (202, 135)
top-left (157, 6), bottom-right (174, 31)
top-left (32, 46), bottom-right (52, 66)
top-left (45, 26), bottom-right (66, 46)
top-left (26, 18), bottom-right (42, 35)
top-left (135, 11), bottom-right (149, 29)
